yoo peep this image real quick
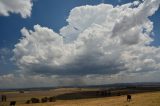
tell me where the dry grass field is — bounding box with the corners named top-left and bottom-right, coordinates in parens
top-left (0, 88), bottom-right (98, 106)
top-left (0, 89), bottom-right (160, 106)
top-left (19, 91), bottom-right (160, 106)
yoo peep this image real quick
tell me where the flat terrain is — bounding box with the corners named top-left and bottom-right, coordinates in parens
top-left (0, 90), bottom-right (160, 106)
top-left (0, 88), bottom-right (98, 105)
top-left (20, 91), bottom-right (160, 106)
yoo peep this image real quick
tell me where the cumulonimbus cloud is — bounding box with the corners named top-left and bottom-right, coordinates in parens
top-left (13, 0), bottom-right (160, 77)
top-left (0, 0), bottom-right (33, 18)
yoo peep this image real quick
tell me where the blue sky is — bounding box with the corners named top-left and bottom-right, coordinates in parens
top-left (0, 0), bottom-right (159, 67)
top-left (0, 0), bottom-right (129, 74)
top-left (0, 0), bottom-right (160, 88)
top-left (1, 0), bottom-right (159, 48)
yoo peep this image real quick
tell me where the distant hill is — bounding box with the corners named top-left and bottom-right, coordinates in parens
top-left (1, 82), bottom-right (160, 92)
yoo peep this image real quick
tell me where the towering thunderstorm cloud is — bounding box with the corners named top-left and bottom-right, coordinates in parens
top-left (1, 0), bottom-right (160, 88)
top-left (13, 0), bottom-right (160, 76)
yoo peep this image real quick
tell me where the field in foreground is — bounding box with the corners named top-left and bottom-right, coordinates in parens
top-left (16, 91), bottom-right (160, 106)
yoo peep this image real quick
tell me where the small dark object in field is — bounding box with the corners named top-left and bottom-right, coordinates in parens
top-left (1, 95), bottom-right (7, 102)
top-left (48, 96), bottom-right (56, 102)
top-left (127, 94), bottom-right (132, 102)
top-left (41, 97), bottom-right (48, 103)
top-left (30, 98), bottom-right (40, 103)
top-left (26, 100), bottom-right (30, 104)
top-left (19, 90), bottom-right (24, 93)
top-left (10, 101), bottom-right (16, 106)
top-left (117, 92), bottom-right (121, 96)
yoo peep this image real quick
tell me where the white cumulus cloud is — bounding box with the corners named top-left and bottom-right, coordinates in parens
top-left (10, 0), bottom-right (160, 87)
top-left (0, 0), bottom-right (33, 18)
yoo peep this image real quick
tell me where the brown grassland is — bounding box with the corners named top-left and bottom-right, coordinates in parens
top-left (0, 89), bottom-right (160, 106)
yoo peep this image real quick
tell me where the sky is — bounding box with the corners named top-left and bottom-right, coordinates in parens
top-left (0, 0), bottom-right (160, 88)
